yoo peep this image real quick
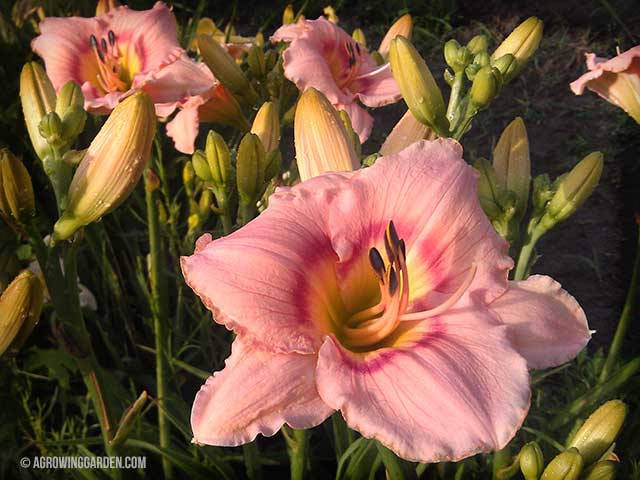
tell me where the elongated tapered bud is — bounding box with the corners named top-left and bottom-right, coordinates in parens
top-left (0, 270), bottom-right (43, 356)
top-left (53, 91), bottom-right (156, 242)
top-left (96, 0), bottom-right (120, 15)
top-left (380, 109), bottom-right (436, 156)
top-left (236, 133), bottom-right (266, 206)
top-left (251, 101), bottom-right (280, 153)
top-left (20, 62), bottom-right (56, 161)
top-left (520, 442), bottom-right (544, 480)
top-left (491, 17), bottom-right (543, 77)
top-left (110, 390), bottom-right (148, 448)
top-left (294, 88), bottom-right (359, 181)
top-left (379, 14), bottom-right (412, 59)
top-left (55, 81), bottom-right (86, 146)
top-left (282, 4), bottom-right (295, 25)
top-left (389, 36), bottom-right (449, 135)
top-left (338, 109), bottom-right (361, 156)
top-left (468, 34), bottom-right (488, 54)
top-left (247, 45), bottom-right (267, 78)
top-left (541, 448), bottom-right (583, 480)
top-left (470, 65), bottom-right (501, 110)
top-left (567, 400), bottom-right (627, 466)
top-left (352, 28), bottom-right (366, 47)
top-left (538, 152), bottom-right (603, 232)
top-left (204, 130), bottom-right (232, 188)
top-left (198, 35), bottom-right (257, 104)
top-left (0, 149), bottom-right (35, 224)
top-left (493, 117), bottom-right (530, 218)
top-left (444, 39), bottom-right (471, 73)
top-left (582, 461), bottom-right (616, 480)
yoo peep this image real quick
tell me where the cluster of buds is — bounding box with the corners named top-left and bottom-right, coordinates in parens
top-left (20, 62), bottom-right (87, 209)
top-left (0, 270), bottom-right (44, 357)
top-left (388, 17), bottom-right (543, 139)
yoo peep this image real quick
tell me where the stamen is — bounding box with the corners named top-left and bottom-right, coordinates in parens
top-left (108, 30), bottom-right (116, 46)
top-left (369, 247), bottom-right (386, 281)
top-left (388, 266), bottom-right (399, 296)
top-left (101, 38), bottom-right (108, 52)
top-left (89, 34), bottom-right (98, 50)
top-left (399, 264), bottom-right (478, 321)
top-left (355, 42), bottom-right (361, 56)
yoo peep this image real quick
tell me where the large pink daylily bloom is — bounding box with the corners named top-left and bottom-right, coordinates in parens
top-left (31, 2), bottom-right (212, 116)
top-left (182, 139), bottom-right (590, 462)
top-left (570, 45), bottom-right (640, 123)
top-left (272, 17), bottom-right (401, 143)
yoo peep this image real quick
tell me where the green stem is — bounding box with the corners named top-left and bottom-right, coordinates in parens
top-left (42, 148), bottom-right (71, 214)
top-left (514, 227), bottom-right (543, 281)
top-left (446, 72), bottom-right (464, 122)
top-left (242, 442), bottom-right (263, 480)
top-left (599, 222), bottom-right (640, 383)
top-left (239, 202), bottom-right (258, 226)
top-left (145, 167), bottom-right (173, 480)
top-left (375, 442), bottom-right (417, 479)
top-left (286, 429), bottom-right (308, 480)
top-left (331, 413), bottom-right (350, 460)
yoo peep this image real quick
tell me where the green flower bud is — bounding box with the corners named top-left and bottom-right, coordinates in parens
top-left (467, 34), bottom-right (488, 54)
top-left (492, 53), bottom-right (518, 83)
top-left (470, 65), bottom-right (500, 110)
top-left (110, 391), bottom-right (148, 448)
top-left (389, 36), bottom-right (449, 135)
top-left (0, 149), bottom-right (35, 224)
top-left (236, 132), bottom-right (266, 206)
top-left (582, 460), bottom-right (617, 480)
top-left (198, 34), bottom-right (257, 104)
top-left (352, 28), bottom-right (366, 47)
top-left (264, 149), bottom-right (282, 182)
top-left (247, 45), bottom-right (267, 78)
top-left (20, 62), bottom-right (56, 161)
top-left (56, 81), bottom-right (86, 146)
top-left (251, 101), bottom-right (280, 153)
top-left (182, 160), bottom-right (196, 191)
top-left (491, 17), bottom-right (543, 77)
top-left (0, 270), bottom-right (43, 356)
top-left (538, 152), bottom-right (603, 233)
top-left (38, 111), bottom-right (64, 148)
top-left (493, 117), bottom-right (530, 219)
top-left (541, 448), bottom-right (583, 480)
top-left (205, 130), bottom-right (232, 188)
top-left (474, 51), bottom-right (491, 67)
top-left (191, 151), bottom-right (212, 182)
top-left (444, 39), bottom-right (471, 73)
top-left (532, 173), bottom-right (555, 214)
top-left (198, 188), bottom-right (213, 219)
top-left (338, 109), bottom-right (362, 156)
top-left (567, 400), bottom-right (627, 465)
top-left (520, 442), bottom-right (544, 480)
top-left (282, 4), bottom-right (295, 25)
top-left (474, 158), bottom-right (517, 243)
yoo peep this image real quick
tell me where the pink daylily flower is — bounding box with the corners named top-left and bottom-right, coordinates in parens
top-left (182, 139), bottom-right (590, 462)
top-left (570, 45), bottom-right (640, 123)
top-left (272, 17), bottom-right (401, 143)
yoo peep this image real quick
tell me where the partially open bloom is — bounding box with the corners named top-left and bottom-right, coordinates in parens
top-left (272, 17), bottom-right (401, 142)
top-left (570, 46), bottom-right (640, 124)
top-left (182, 139), bottom-right (590, 462)
top-left (31, 2), bottom-right (212, 116)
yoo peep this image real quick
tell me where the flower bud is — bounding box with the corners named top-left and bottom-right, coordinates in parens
top-left (144, 169), bottom-right (160, 193)
top-left (493, 117), bottom-right (530, 218)
top-left (38, 112), bottom-right (64, 149)
top-left (352, 28), bottom-right (366, 47)
top-left (338, 109), bottom-right (361, 156)
top-left (492, 54), bottom-right (519, 83)
top-left (55, 81), bottom-right (84, 116)
top-left (264, 149), bottom-right (282, 182)
top-left (520, 442), bottom-right (544, 480)
top-left (198, 188), bottom-right (213, 219)
top-left (379, 14), bottom-right (413, 59)
top-left (491, 17), bottom-right (543, 77)
top-left (192, 150), bottom-right (212, 183)
top-left (110, 390), bottom-right (147, 448)
top-left (538, 152), bottom-right (603, 232)
top-left (294, 88), bottom-right (359, 181)
top-left (198, 35), bottom-right (257, 104)
top-left (20, 62), bottom-right (56, 161)
top-left (236, 133), bottom-right (266, 206)
top-left (96, 0), bottom-right (120, 16)
top-left (0, 270), bottom-right (43, 356)
top-left (467, 34), bottom-right (488, 54)
top-left (247, 45), bottom-right (267, 78)
top-left (205, 130), bottom-right (232, 188)
top-left (251, 101), bottom-right (280, 153)
top-left (567, 400), bottom-right (627, 466)
top-left (182, 160), bottom-right (196, 192)
top-left (474, 158), bottom-right (517, 242)
top-left (53, 91), bottom-right (156, 242)
top-left (55, 81), bottom-right (86, 145)
top-left (0, 149), bottom-right (35, 224)
top-left (380, 109), bottom-right (436, 156)
top-left (389, 36), bottom-right (449, 135)
top-left (541, 448), bottom-right (583, 480)
top-left (581, 461), bottom-right (617, 480)
top-left (282, 4), bottom-right (295, 25)
top-left (444, 40), bottom-right (471, 73)
top-left (470, 65), bottom-right (501, 110)
top-left (323, 6), bottom-right (339, 24)
top-left (474, 52), bottom-right (491, 67)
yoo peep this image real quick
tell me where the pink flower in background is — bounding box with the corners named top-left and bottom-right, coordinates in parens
top-left (570, 45), bottom-right (640, 123)
top-left (182, 139), bottom-right (590, 462)
top-left (272, 17), bottom-right (401, 142)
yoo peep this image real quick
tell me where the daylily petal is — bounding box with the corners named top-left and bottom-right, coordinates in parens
top-left (489, 275), bottom-right (591, 369)
top-left (192, 337), bottom-right (333, 446)
top-left (329, 139), bottom-right (512, 313)
top-left (316, 308), bottom-right (530, 462)
top-left (350, 63), bottom-right (402, 108)
top-left (181, 174), bottom-right (351, 353)
top-left (166, 104), bottom-right (200, 154)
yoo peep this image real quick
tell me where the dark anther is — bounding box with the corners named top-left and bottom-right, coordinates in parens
top-left (384, 232), bottom-right (396, 265)
top-left (388, 220), bottom-right (400, 250)
top-left (96, 48), bottom-right (105, 63)
top-left (100, 38), bottom-right (107, 52)
top-left (369, 247), bottom-right (386, 280)
top-left (89, 34), bottom-right (98, 50)
top-left (388, 266), bottom-right (399, 296)
top-left (108, 30), bottom-right (116, 46)
top-left (345, 42), bottom-right (356, 68)
top-left (355, 42), bottom-right (361, 55)
top-left (399, 239), bottom-right (406, 259)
